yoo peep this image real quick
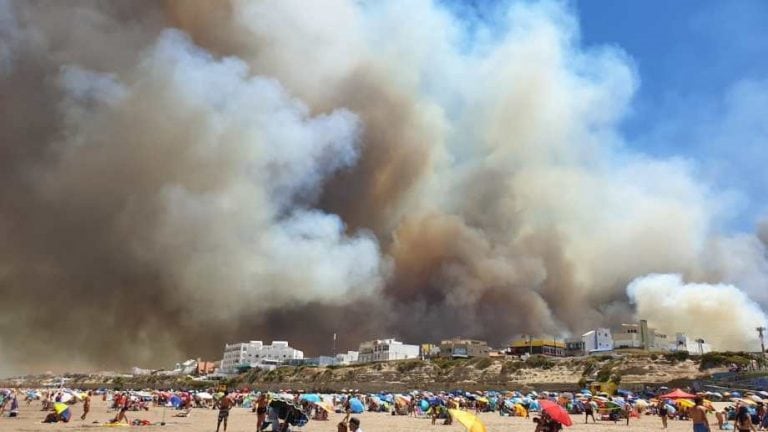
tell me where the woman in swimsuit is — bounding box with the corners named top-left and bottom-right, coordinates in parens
top-left (256, 393), bottom-right (268, 432)
top-left (735, 406), bottom-right (756, 432)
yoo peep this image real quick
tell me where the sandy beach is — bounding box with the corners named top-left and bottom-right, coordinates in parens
top-left (0, 398), bottom-right (708, 432)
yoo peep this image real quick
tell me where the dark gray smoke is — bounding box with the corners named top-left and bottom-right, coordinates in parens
top-left (1, 0), bottom-right (767, 375)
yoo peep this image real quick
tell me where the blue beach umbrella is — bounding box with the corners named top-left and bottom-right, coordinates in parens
top-left (301, 394), bottom-right (321, 403)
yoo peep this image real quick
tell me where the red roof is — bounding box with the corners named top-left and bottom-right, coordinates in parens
top-left (660, 389), bottom-right (696, 399)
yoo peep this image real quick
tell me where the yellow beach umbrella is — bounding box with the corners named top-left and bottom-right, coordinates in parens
top-left (450, 409), bottom-right (487, 432)
top-left (316, 401), bottom-right (334, 413)
top-left (678, 399), bottom-right (695, 409)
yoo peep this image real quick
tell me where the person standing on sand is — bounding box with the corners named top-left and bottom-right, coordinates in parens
top-left (584, 397), bottom-right (596, 423)
top-left (255, 393), bottom-right (268, 432)
top-left (658, 400), bottom-right (669, 429)
top-left (691, 397), bottom-right (711, 432)
top-left (216, 390), bottom-right (234, 432)
top-left (81, 391), bottom-right (91, 420)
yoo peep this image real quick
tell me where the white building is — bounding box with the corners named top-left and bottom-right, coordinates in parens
top-left (613, 320), bottom-right (669, 351)
top-left (358, 339), bottom-right (420, 363)
top-left (582, 328), bottom-right (614, 353)
top-left (336, 351), bottom-right (359, 365)
top-left (671, 333), bottom-right (712, 354)
top-left (221, 340), bottom-right (304, 374)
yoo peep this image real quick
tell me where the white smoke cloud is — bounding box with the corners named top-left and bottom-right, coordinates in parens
top-left (627, 273), bottom-right (767, 351)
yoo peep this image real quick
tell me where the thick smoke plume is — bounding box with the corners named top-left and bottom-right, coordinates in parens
top-left (628, 274), bottom-right (767, 350)
top-left (1, 0), bottom-right (768, 374)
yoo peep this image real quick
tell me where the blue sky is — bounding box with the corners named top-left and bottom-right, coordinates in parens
top-left (578, 0), bottom-right (768, 231)
top-left (445, 0), bottom-right (768, 232)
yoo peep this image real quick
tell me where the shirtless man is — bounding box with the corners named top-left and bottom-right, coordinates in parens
top-left (216, 391), bottom-right (234, 432)
top-left (691, 397), bottom-right (711, 432)
top-left (81, 392), bottom-right (91, 420)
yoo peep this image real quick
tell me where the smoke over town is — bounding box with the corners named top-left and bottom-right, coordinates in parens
top-left (1, 0), bottom-right (767, 374)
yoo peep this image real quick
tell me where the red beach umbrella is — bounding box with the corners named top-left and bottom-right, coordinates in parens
top-left (539, 399), bottom-right (573, 427)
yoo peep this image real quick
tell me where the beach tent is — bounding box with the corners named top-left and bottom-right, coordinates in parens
top-left (660, 389), bottom-right (696, 399)
top-left (54, 402), bottom-right (72, 422)
top-left (169, 395), bottom-right (182, 408)
top-left (348, 398), bottom-right (364, 413)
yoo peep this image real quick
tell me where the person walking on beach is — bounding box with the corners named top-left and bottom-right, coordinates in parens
top-left (691, 397), bottom-right (711, 432)
top-left (658, 400), bottom-right (669, 430)
top-left (81, 391), bottom-right (91, 420)
top-left (216, 390), bottom-right (234, 432)
top-left (623, 401), bottom-right (632, 426)
top-left (585, 398), bottom-right (596, 423)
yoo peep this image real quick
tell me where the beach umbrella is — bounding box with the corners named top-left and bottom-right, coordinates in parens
top-left (539, 399), bottom-right (573, 426)
top-left (449, 409), bottom-right (487, 432)
top-left (677, 399), bottom-right (695, 409)
top-left (315, 401), bottom-right (334, 413)
top-left (665, 405), bottom-right (677, 415)
top-left (660, 389), bottom-right (696, 399)
top-left (634, 399), bottom-right (649, 409)
top-left (731, 392), bottom-right (742, 398)
top-left (750, 395), bottom-right (763, 403)
top-left (196, 392), bottom-right (213, 400)
top-left (301, 394), bottom-right (321, 403)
